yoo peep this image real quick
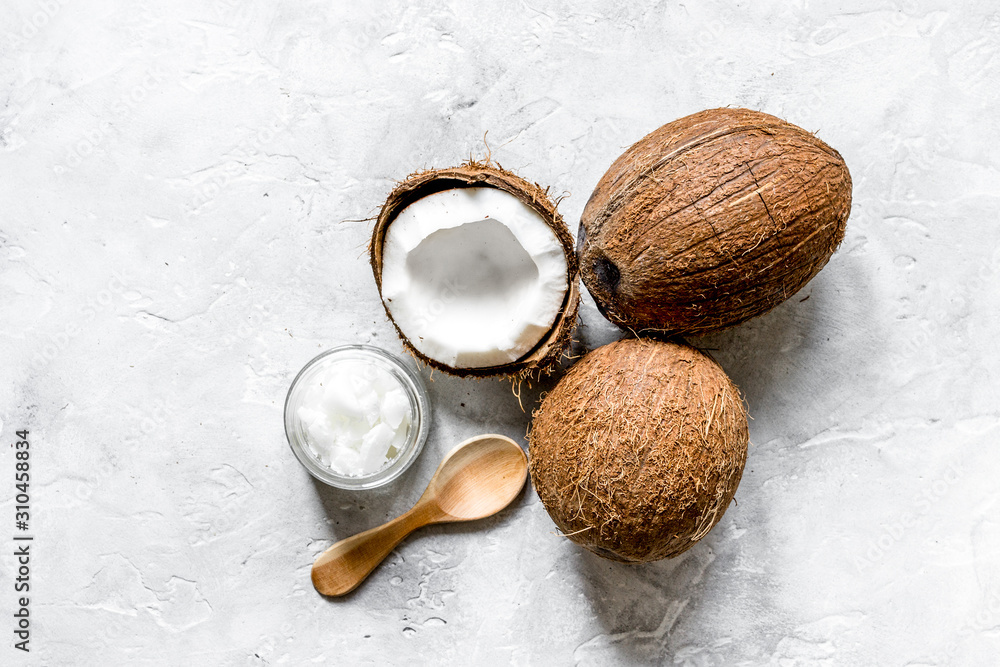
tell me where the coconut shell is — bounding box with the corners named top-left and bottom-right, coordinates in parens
top-left (528, 337), bottom-right (748, 562)
top-left (579, 107), bottom-right (852, 335)
top-left (370, 163), bottom-right (580, 379)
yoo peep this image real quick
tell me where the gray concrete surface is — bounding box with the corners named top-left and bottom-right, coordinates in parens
top-left (2, 1), bottom-right (998, 664)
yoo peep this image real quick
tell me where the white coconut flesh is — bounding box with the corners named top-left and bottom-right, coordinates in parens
top-left (380, 187), bottom-right (569, 368)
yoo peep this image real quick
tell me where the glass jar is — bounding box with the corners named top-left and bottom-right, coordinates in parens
top-left (284, 345), bottom-right (430, 489)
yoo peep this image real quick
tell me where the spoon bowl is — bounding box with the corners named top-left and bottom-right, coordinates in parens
top-left (425, 435), bottom-right (529, 519)
top-left (311, 434), bottom-right (528, 596)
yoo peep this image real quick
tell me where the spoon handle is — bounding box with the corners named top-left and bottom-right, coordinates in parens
top-left (311, 501), bottom-right (443, 596)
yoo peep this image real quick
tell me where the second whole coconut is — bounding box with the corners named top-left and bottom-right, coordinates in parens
top-left (528, 337), bottom-right (748, 562)
top-left (578, 107), bottom-right (852, 335)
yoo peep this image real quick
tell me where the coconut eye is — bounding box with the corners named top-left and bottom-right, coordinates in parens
top-left (592, 256), bottom-right (621, 293)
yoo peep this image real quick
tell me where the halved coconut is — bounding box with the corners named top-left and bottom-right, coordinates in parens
top-left (370, 164), bottom-right (579, 378)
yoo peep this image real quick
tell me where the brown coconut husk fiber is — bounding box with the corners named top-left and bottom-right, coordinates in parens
top-left (578, 107), bottom-right (852, 336)
top-left (528, 337), bottom-right (749, 562)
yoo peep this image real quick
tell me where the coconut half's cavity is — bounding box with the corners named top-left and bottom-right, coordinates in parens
top-left (371, 164), bottom-right (579, 377)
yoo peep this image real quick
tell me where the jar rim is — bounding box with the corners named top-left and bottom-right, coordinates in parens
top-left (284, 345), bottom-right (430, 489)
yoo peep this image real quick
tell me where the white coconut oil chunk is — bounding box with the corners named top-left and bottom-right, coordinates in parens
top-left (295, 360), bottom-right (412, 476)
top-left (379, 187), bottom-right (568, 368)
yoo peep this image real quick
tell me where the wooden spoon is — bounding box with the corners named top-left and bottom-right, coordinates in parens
top-left (311, 434), bottom-right (528, 596)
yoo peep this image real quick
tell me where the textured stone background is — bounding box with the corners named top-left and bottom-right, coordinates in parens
top-left (2, 0), bottom-right (999, 664)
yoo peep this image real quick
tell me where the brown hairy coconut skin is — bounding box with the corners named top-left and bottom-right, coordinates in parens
top-left (370, 163), bottom-right (580, 380)
top-left (528, 337), bottom-right (748, 562)
top-left (578, 108), bottom-right (852, 335)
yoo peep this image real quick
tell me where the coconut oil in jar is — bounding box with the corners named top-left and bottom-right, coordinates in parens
top-left (284, 346), bottom-right (429, 489)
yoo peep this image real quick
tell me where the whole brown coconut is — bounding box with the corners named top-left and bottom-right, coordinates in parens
top-left (579, 108), bottom-right (852, 335)
top-left (528, 337), bottom-right (748, 562)
top-left (370, 163), bottom-right (580, 379)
